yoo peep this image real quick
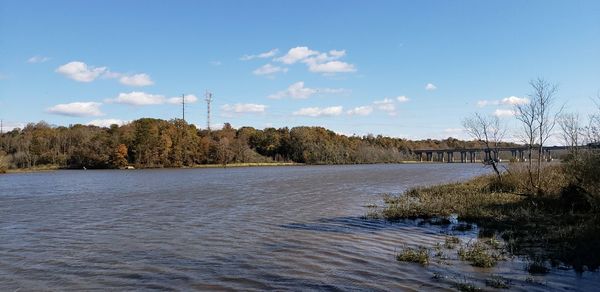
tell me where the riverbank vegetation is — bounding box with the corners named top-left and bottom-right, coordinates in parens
top-left (387, 80), bottom-right (600, 276)
top-left (0, 119), bottom-right (516, 171)
top-left (384, 153), bottom-right (600, 271)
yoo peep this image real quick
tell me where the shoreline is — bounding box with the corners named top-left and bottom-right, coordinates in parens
top-left (2, 160), bottom-right (479, 174)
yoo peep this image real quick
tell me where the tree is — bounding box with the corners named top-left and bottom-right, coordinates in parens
top-left (529, 78), bottom-right (562, 191)
top-left (515, 90), bottom-right (539, 190)
top-left (112, 144), bottom-right (128, 168)
top-left (559, 113), bottom-right (582, 159)
top-left (462, 113), bottom-right (506, 178)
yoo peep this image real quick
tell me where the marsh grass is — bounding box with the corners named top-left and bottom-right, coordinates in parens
top-left (458, 241), bottom-right (502, 268)
top-left (396, 246), bottom-right (430, 265)
top-left (382, 164), bottom-right (600, 272)
top-left (444, 236), bottom-right (460, 249)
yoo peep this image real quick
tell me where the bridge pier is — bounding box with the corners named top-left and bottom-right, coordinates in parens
top-left (446, 152), bottom-right (454, 163)
top-left (518, 150), bottom-right (524, 161)
top-left (469, 151), bottom-right (476, 163)
top-left (426, 152), bottom-right (433, 162)
top-left (511, 150), bottom-right (517, 160)
top-left (460, 152), bottom-right (467, 163)
top-left (437, 152), bottom-right (444, 162)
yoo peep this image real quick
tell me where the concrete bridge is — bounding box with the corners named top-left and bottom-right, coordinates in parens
top-left (412, 146), bottom-right (573, 163)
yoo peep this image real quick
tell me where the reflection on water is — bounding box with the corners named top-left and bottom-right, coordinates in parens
top-left (0, 164), bottom-right (598, 290)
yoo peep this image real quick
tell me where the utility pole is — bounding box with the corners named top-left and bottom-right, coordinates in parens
top-left (0, 119), bottom-right (3, 135)
top-left (181, 94), bottom-right (185, 122)
top-left (205, 90), bottom-right (213, 132)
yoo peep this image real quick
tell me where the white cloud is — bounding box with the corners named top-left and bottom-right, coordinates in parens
top-left (46, 102), bottom-right (103, 117)
top-left (0, 121), bottom-right (26, 131)
top-left (347, 106), bottom-right (373, 116)
top-left (307, 61), bottom-right (356, 73)
top-left (268, 81), bottom-right (347, 99)
top-left (478, 96), bottom-right (529, 107)
top-left (106, 91), bottom-right (165, 105)
top-left (56, 61), bottom-right (108, 82)
top-left (253, 63), bottom-right (288, 76)
top-left (119, 73), bottom-right (154, 87)
top-left (87, 119), bottom-right (128, 127)
top-left (273, 46), bottom-right (356, 75)
top-left (493, 109), bottom-right (517, 117)
top-left (221, 103), bottom-right (267, 115)
top-left (396, 95), bottom-right (409, 103)
top-left (293, 106), bottom-right (343, 117)
top-left (374, 98), bottom-right (396, 112)
top-left (210, 60), bottom-right (222, 66)
top-left (425, 83), bottom-right (437, 91)
top-left (276, 47), bottom-right (318, 64)
top-left (240, 48), bottom-right (279, 61)
top-left (167, 94), bottom-right (199, 104)
top-left (501, 96), bottom-right (529, 105)
top-left (27, 55), bottom-right (50, 63)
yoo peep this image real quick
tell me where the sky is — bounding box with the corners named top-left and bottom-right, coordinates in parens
top-left (1, 0), bottom-right (599, 142)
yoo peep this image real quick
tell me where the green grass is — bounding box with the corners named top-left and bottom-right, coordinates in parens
top-left (396, 246), bottom-right (430, 265)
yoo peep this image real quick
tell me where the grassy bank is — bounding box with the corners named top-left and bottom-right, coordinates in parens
top-left (382, 163), bottom-right (600, 272)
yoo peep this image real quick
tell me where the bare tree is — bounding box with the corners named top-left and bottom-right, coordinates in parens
top-left (528, 78), bottom-right (563, 190)
top-left (515, 93), bottom-right (539, 189)
top-left (586, 93), bottom-right (600, 145)
top-left (463, 113), bottom-right (506, 178)
top-left (559, 112), bottom-right (582, 159)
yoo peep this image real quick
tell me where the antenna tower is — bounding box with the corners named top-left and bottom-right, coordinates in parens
top-left (181, 94), bottom-right (185, 122)
top-left (205, 91), bottom-right (213, 131)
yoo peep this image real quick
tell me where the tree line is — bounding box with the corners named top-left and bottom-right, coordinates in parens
top-left (0, 118), bottom-right (507, 170)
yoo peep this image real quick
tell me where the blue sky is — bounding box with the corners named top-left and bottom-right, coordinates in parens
top-left (1, 0), bottom-right (599, 140)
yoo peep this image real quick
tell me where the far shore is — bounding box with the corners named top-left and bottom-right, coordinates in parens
top-left (1, 160), bottom-right (496, 174)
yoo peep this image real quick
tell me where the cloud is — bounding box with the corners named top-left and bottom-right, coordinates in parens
top-left (293, 106), bottom-right (343, 117)
top-left (27, 55), bottom-right (50, 63)
top-left (240, 49), bottom-right (279, 61)
top-left (477, 96), bottom-right (529, 107)
top-left (347, 106), bottom-right (373, 116)
top-left (46, 102), bottom-right (103, 117)
top-left (374, 98), bottom-right (396, 113)
top-left (276, 47), bottom-right (318, 64)
top-left (167, 94), bottom-right (199, 105)
top-left (87, 119), bottom-right (128, 127)
top-left (106, 91), bottom-right (165, 105)
top-left (56, 61), bottom-right (154, 86)
top-left (425, 83), bottom-right (437, 91)
top-left (493, 109), bottom-right (517, 117)
top-left (273, 46), bottom-right (357, 75)
top-left (396, 95), bottom-right (409, 103)
top-left (307, 61), bottom-right (356, 73)
top-left (119, 73), bottom-right (154, 87)
top-left (501, 96), bottom-right (529, 105)
top-left (56, 61), bottom-right (108, 82)
top-left (268, 81), bottom-right (347, 99)
top-left (253, 63), bottom-right (288, 76)
top-left (210, 60), bottom-right (222, 66)
top-left (221, 103), bottom-right (267, 115)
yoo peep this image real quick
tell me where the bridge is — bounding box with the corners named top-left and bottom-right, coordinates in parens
top-left (412, 146), bottom-right (574, 163)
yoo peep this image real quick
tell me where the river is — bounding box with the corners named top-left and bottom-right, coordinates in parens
top-left (1, 164), bottom-right (598, 291)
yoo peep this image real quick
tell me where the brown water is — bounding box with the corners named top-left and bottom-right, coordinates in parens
top-left (0, 164), bottom-right (598, 291)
